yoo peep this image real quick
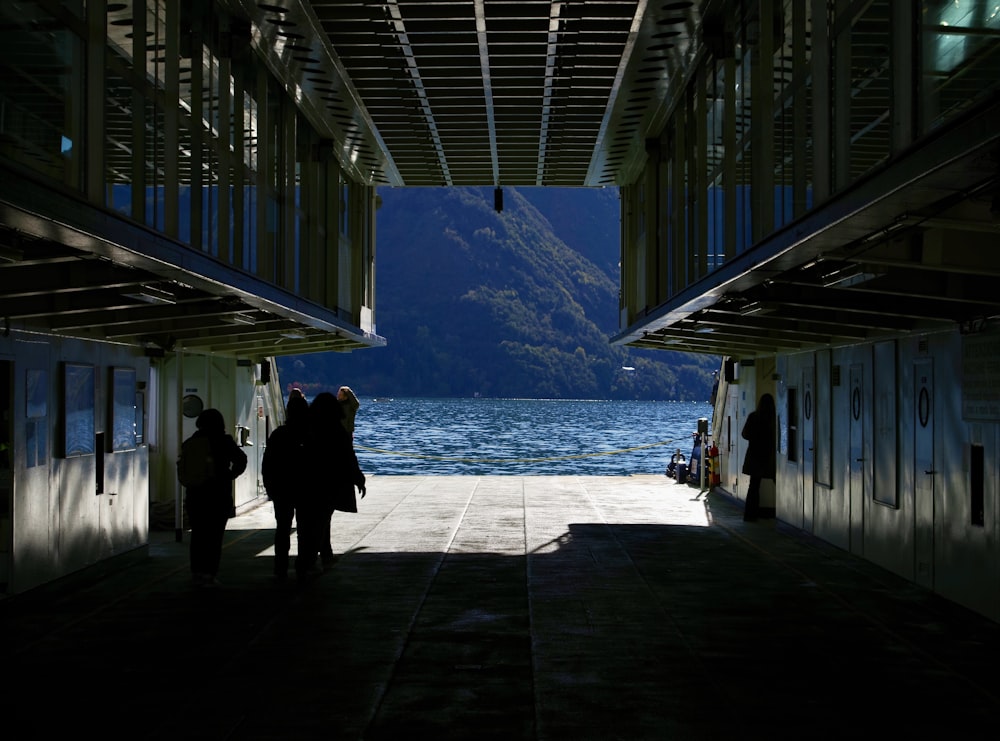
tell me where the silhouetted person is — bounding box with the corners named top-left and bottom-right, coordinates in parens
top-left (296, 392), bottom-right (366, 576)
top-left (666, 448), bottom-right (684, 479)
top-left (262, 391), bottom-right (310, 579)
top-left (182, 408), bottom-right (247, 586)
top-left (741, 393), bottom-right (776, 521)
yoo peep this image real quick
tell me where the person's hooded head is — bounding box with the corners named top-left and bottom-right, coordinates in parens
top-left (310, 391), bottom-right (345, 425)
top-left (286, 393), bottom-right (309, 424)
top-left (195, 408), bottom-right (225, 435)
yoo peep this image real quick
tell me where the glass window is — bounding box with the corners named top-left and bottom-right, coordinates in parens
top-left (241, 83), bottom-right (259, 271)
top-left (340, 176), bottom-right (350, 237)
top-left (111, 368), bottom-right (137, 452)
top-left (921, 0), bottom-right (1000, 131)
top-left (845, 3), bottom-right (892, 181)
top-left (705, 61), bottom-right (725, 270)
top-left (200, 47), bottom-right (224, 256)
top-left (873, 341), bottom-right (898, 507)
top-left (815, 351), bottom-right (832, 487)
top-left (63, 363), bottom-right (95, 458)
top-left (772, 1), bottom-right (813, 225)
top-left (0, 3), bottom-right (84, 189)
top-left (786, 387), bottom-right (798, 463)
top-left (135, 390), bottom-right (145, 446)
top-left (106, 1), bottom-right (139, 217)
top-left (734, 36), bottom-right (752, 253)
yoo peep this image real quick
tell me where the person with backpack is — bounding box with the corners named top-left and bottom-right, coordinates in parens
top-left (262, 390), bottom-right (310, 580)
top-left (178, 408), bottom-right (247, 587)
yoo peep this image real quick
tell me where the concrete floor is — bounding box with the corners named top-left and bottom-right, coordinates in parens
top-left (3, 475), bottom-right (1000, 740)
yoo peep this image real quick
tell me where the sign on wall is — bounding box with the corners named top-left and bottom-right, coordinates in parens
top-left (962, 333), bottom-right (1000, 421)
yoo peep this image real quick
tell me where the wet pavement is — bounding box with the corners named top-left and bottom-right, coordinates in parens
top-left (3, 475), bottom-right (1000, 740)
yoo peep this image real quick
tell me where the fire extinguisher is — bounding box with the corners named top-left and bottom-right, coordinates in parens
top-left (708, 440), bottom-right (721, 487)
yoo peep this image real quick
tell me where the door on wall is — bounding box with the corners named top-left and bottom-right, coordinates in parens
top-left (914, 360), bottom-right (935, 589)
top-left (0, 360), bottom-right (11, 592)
top-left (849, 364), bottom-right (865, 554)
top-left (725, 386), bottom-right (740, 491)
top-left (801, 366), bottom-right (815, 529)
top-left (784, 385), bottom-right (802, 529)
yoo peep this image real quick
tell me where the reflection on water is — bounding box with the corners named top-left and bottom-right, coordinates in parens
top-left (350, 398), bottom-right (713, 475)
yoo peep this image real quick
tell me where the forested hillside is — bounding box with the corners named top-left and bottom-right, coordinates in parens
top-left (277, 187), bottom-right (718, 400)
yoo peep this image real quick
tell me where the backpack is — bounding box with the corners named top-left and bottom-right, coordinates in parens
top-left (177, 434), bottom-right (216, 488)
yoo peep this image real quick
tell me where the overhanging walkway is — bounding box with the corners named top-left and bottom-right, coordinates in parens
top-left (4, 475), bottom-right (999, 739)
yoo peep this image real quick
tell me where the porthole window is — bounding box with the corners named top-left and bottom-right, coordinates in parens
top-left (182, 394), bottom-right (203, 419)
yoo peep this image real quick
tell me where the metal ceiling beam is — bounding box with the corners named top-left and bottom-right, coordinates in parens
top-left (667, 328), bottom-right (806, 351)
top-left (0, 260), bottom-right (149, 297)
top-left (0, 290), bottom-right (158, 320)
top-left (49, 301), bottom-right (258, 334)
top-left (694, 309), bottom-right (877, 340)
top-left (751, 282), bottom-right (980, 324)
top-left (632, 334), bottom-right (787, 354)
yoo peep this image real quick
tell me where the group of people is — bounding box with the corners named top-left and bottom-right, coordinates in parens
top-left (179, 385), bottom-right (365, 587)
top-left (184, 382), bottom-right (772, 584)
top-left (262, 385), bottom-right (365, 579)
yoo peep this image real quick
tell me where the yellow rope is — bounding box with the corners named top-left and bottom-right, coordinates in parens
top-left (355, 438), bottom-right (681, 464)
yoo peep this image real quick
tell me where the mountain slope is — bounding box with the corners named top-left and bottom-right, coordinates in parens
top-left (278, 187), bottom-right (716, 399)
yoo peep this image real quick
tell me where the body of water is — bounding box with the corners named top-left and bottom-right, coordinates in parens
top-left (351, 398), bottom-right (713, 475)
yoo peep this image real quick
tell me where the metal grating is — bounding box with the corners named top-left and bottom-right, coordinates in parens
top-left (311, 0), bottom-right (672, 186)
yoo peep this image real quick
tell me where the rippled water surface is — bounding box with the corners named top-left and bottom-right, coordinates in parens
top-left (351, 398), bottom-right (713, 475)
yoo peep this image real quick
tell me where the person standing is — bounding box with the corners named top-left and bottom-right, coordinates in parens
top-left (262, 391), bottom-right (309, 579)
top-left (337, 385), bottom-right (360, 435)
top-left (181, 408), bottom-right (247, 587)
top-left (741, 393), bottom-right (776, 521)
top-left (297, 392), bottom-right (366, 575)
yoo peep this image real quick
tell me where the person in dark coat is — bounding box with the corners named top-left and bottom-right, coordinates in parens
top-left (296, 392), bottom-right (366, 576)
top-left (262, 391), bottom-right (310, 579)
top-left (183, 408), bottom-right (248, 586)
top-left (741, 393), bottom-right (776, 521)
